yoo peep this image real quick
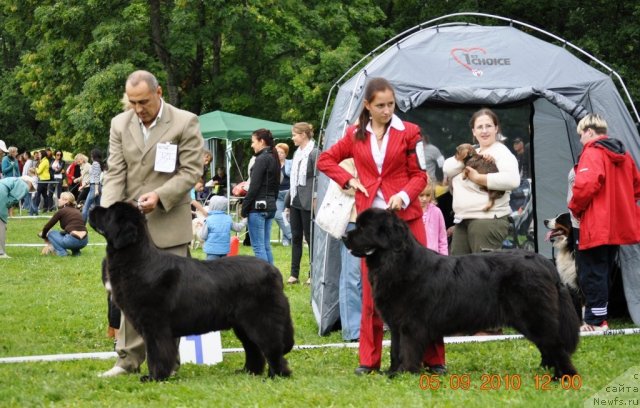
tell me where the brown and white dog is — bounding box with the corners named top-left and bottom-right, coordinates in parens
top-left (191, 213), bottom-right (206, 250)
top-left (544, 212), bottom-right (583, 321)
top-left (455, 143), bottom-right (504, 211)
top-left (41, 241), bottom-right (55, 255)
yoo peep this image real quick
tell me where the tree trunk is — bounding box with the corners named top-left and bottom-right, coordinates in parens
top-left (148, 0), bottom-right (179, 106)
top-left (188, 0), bottom-right (206, 114)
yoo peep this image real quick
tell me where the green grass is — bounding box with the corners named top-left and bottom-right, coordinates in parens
top-left (1, 215), bottom-right (639, 407)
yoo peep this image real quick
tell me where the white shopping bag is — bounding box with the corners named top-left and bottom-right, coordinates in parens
top-left (179, 331), bottom-right (223, 365)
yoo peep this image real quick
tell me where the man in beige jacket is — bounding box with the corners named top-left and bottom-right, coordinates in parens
top-left (99, 70), bottom-right (204, 377)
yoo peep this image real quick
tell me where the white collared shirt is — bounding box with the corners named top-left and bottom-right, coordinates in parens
top-left (365, 115), bottom-right (410, 209)
top-left (139, 99), bottom-right (165, 142)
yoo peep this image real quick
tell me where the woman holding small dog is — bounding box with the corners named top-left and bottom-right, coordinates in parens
top-left (443, 108), bottom-right (520, 255)
top-left (241, 128), bottom-right (280, 264)
top-left (38, 192), bottom-right (88, 256)
top-left (318, 77), bottom-right (446, 376)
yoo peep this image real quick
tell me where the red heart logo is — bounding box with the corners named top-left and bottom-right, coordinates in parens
top-left (451, 47), bottom-right (486, 76)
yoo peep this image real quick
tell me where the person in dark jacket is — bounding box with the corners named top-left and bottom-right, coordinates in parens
top-left (38, 192), bottom-right (88, 256)
top-left (48, 149), bottom-right (66, 204)
top-left (241, 128), bottom-right (280, 264)
top-left (569, 113), bottom-right (640, 332)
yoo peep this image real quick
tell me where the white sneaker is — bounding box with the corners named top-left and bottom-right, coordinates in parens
top-left (0, 254), bottom-right (11, 259)
top-left (98, 366), bottom-right (129, 378)
top-left (580, 320), bottom-right (609, 332)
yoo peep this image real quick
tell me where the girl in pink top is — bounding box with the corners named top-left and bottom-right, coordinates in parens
top-left (419, 184), bottom-right (448, 255)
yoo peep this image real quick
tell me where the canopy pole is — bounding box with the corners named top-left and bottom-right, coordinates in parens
top-left (226, 140), bottom-right (233, 214)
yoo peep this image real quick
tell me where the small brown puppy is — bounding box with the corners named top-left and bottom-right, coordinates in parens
top-left (455, 143), bottom-right (504, 211)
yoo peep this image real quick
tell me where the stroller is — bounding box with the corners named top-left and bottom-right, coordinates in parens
top-left (503, 180), bottom-right (535, 251)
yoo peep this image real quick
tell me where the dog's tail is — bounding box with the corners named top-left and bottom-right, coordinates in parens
top-left (482, 190), bottom-right (507, 212)
top-left (283, 315), bottom-right (295, 354)
top-left (482, 197), bottom-right (496, 212)
top-left (556, 282), bottom-right (580, 354)
top-left (272, 265), bottom-right (295, 354)
top-left (281, 292), bottom-right (295, 354)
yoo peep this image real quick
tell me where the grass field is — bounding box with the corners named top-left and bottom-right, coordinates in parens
top-left (1, 214), bottom-right (639, 407)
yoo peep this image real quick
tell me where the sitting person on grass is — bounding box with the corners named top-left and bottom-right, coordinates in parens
top-left (199, 195), bottom-right (246, 260)
top-left (38, 192), bottom-right (88, 256)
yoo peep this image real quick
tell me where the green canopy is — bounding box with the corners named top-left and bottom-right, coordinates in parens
top-left (197, 110), bottom-right (292, 209)
top-left (198, 110), bottom-right (292, 141)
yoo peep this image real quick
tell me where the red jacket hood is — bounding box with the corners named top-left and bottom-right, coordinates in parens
top-left (586, 135), bottom-right (627, 165)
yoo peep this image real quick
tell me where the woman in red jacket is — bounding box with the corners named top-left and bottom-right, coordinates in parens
top-left (569, 113), bottom-right (640, 332)
top-left (317, 77), bottom-right (446, 375)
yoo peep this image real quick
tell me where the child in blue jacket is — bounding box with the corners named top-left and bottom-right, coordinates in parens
top-left (199, 195), bottom-right (246, 260)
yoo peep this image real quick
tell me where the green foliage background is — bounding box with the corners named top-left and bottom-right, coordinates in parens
top-left (0, 0), bottom-right (638, 159)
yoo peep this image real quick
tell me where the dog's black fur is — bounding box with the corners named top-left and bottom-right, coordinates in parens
top-left (543, 212), bottom-right (584, 322)
top-left (89, 202), bottom-right (294, 381)
top-left (101, 258), bottom-right (122, 334)
top-left (344, 208), bottom-right (579, 379)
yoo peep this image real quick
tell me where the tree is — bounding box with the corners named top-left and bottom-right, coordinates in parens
top-left (0, 0), bottom-right (47, 150)
top-left (0, 0), bottom-right (637, 158)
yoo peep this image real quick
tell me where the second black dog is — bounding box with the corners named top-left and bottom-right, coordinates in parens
top-left (344, 208), bottom-right (580, 379)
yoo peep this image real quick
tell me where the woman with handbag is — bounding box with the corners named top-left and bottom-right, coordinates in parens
top-left (317, 77), bottom-right (446, 375)
top-left (286, 122), bottom-right (319, 284)
top-left (241, 129), bottom-right (280, 264)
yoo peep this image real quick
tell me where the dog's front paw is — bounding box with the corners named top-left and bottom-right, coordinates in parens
top-left (385, 368), bottom-right (399, 379)
top-left (139, 374), bottom-right (168, 382)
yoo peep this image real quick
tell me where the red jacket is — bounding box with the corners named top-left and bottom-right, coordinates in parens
top-left (568, 135), bottom-right (640, 250)
top-left (66, 162), bottom-right (77, 185)
top-left (317, 121), bottom-right (426, 222)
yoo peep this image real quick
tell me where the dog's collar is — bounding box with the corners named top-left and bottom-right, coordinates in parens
top-left (349, 248), bottom-right (376, 258)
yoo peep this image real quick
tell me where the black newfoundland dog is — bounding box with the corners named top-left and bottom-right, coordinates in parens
top-left (89, 202), bottom-right (294, 381)
top-left (343, 208), bottom-right (579, 379)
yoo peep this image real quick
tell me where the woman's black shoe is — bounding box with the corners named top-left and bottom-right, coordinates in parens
top-left (354, 365), bottom-right (379, 375)
top-left (426, 364), bottom-right (448, 375)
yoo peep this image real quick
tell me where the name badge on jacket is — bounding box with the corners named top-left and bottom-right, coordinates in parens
top-left (155, 143), bottom-right (177, 173)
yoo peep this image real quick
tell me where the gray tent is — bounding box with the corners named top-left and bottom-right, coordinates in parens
top-left (311, 14), bottom-right (640, 335)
